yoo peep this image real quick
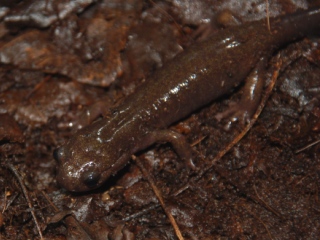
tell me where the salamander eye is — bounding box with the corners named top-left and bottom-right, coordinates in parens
top-left (53, 147), bottom-right (65, 162)
top-left (83, 172), bottom-right (100, 189)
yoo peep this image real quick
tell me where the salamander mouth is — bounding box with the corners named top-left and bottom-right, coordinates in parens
top-left (54, 158), bottom-right (78, 191)
top-left (56, 172), bottom-right (82, 192)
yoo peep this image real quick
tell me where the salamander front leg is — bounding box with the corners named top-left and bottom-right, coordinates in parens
top-left (144, 130), bottom-right (196, 170)
top-left (72, 98), bottom-right (113, 131)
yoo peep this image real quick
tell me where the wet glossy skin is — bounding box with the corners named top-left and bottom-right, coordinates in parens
top-left (54, 7), bottom-right (320, 192)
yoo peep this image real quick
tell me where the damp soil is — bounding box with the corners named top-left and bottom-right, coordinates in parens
top-left (0, 0), bottom-right (320, 239)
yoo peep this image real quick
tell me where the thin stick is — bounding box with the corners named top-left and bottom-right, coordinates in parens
top-left (243, 204), bottom-right (274, 240)
top-left (295, 139), bottom-right (320, 153)
top-left (190, 135), bottom-right (207, 147)
top-left (42, 191), bottom-right (93, 240)
top-left (121, 204), bottom-right (159, 222)
top-left (6, 163), bottom-right (44, 240)
top-left (2, 188), bottom-right (7, 213)
top-left (266, 0), bottom-right (271, 32)
top-left (41, 190), bottom-right (59, 212)
top-left (25, 76), bottom-right (51, 100)
top-left (253, 184), bottom-right (281, 218)
top-left (148, 0), bottom-right (191, 42)
top-left (132, 155), bottom-right (185, 240)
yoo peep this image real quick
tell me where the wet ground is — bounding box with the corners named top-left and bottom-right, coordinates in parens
top-left (0, 0), bottom-right (319, 239)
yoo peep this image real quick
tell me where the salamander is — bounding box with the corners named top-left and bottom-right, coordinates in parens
top-left (54, 7), bottom-right (320, 192)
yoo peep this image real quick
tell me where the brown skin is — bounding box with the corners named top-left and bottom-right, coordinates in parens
top-left (54, 7), bottom-right (320, 192)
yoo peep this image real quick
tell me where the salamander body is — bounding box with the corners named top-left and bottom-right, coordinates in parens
top-left (54, 7), bottom-right (320, 192)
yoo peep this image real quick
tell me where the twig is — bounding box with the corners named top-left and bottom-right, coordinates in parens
top-left (295, 139), bottom-right (320, 153)
top-left (121, 204), bottom-right (160, 222)
top-left (148, 0), bottom-right (192, 42)
top-left (242, 203), bottom-right (274, 240)
top-left (265, 0), bottom-right (271, 32)
top-left (190, 135), bottom-right (207, 147)
top-left (253, 184), bottom-right (281, 218)
top-left (6, 163), bottom-right (44, 239)
top-left (2, 188), bottom-right (7, 214)
top-left (132, 155), bottom-right (185, 240)
top-left (25, 75), bottom-right (51, 100)
top-left (41, 191), bottom-right (93, 240)
top-left (41, 190), bottom-right (59, 212)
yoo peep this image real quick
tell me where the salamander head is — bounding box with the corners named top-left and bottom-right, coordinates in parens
top-left (54, 142), bottom-right (103, 192)
top-left (53, 123), bottom-right (123, 192)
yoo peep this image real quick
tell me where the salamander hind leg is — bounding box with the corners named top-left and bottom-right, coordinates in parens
top-left (215, 58), bottom-right (267, 124)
